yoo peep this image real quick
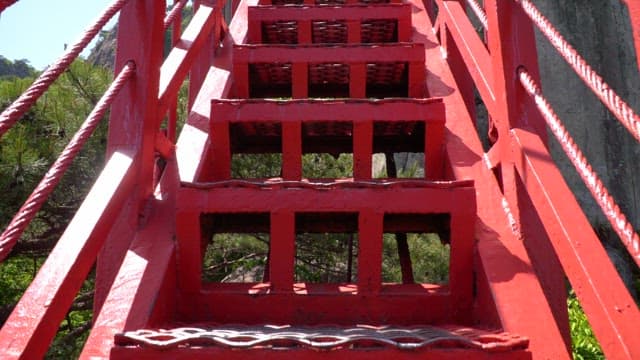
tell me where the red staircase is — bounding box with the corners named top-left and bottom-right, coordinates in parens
top-left (0, 0), bottom-right (639, 359)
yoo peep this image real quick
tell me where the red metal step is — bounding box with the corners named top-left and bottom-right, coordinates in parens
top-left (208, 98), bottom-right (446, 180)
top-left (248, 3), bottom-right (412, 44)
top-left (112, 324), bottom-right (530, 359)
top-left (232, 43), bottom-right (425, 98)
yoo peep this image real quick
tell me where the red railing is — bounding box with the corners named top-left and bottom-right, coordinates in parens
top-left (0, 0), bottom-right (231, 357)
top-left (433, 0), bottom-right (640, 358)
top-left (0, 0), bottom-right (17, 13)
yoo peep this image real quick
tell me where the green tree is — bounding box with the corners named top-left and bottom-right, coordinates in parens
top-left (0, 59), bottom-right (111, 358)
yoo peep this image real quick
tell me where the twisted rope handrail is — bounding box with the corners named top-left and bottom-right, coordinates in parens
top-left (164, 0), bottom-right (189, 32)
top-left (518, 68), bottom-right (640, 267)
top-left (466, 0), bottom-right (487, 30)
top-left (514, 0), bottom-right (640, 145)
top-left (0, 62), bottom-right (136, 262)
top-left (0, 0), bottom-right (130, 138)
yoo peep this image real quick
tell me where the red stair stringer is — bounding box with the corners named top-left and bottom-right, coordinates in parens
top-left (412, 0), bottom-right (571, 358)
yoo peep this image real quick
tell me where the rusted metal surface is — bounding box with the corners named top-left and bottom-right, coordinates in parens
top-left (116, 324), bottom-right (528, 351)
top-left (0, 0), bottom-right (130, 138)
top-left (0, 62), bottom-right (135, 262)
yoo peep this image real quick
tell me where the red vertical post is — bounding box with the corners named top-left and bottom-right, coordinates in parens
top-left (176, 211), bottom-right (202, 293)
top-left (292, 63), bottom-right (309, 98)
top-left (299, 20), bottom-right (312, 43)
top-left (448, 191), bottom-right (475, 322)
top-left (425, 121), bottom-right (445, 180)
top-left (484, 0), bottom-right (567, 345)
top-left (96, 0), bottom-right (166, 314)
top-left (168, 0), bottom-right (183, 142)
top-left (248, 19), bottom-right (262, 43)
top-left (350, 62), bottom-right (366, 98)
top-left (347, 20), bottom-right (361, 43)
top-left (282, 120), bottom-right (302, 180)
top-left (233, 61), bottom-right (250, 98)
top-left (190, 0), bottom-right (218, 108)
top-left (210, 118), bottom-right (231, 179)
top-left (397, 16), bottom-right (411, 42)
top-left (358, 210), bottom-right (383, 293)
top-left (270, 211), bottom-right (295, 292)
top-left (625, 1), bottom-right (640, 72)
top-left (353, 120), bottom-right (373, 180)
top-left (408, 60), bottom-right (425, 97)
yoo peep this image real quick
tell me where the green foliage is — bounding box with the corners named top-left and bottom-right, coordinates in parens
top-left (382, 233), bottom-right (449, 284)
top-left (302, 153), bottom-right (353, 178)
top-left (0, 56), bottom-right (35, 79)
top-left (0, 59), bottom-right (111, 358)
top-left (568, 290), bottom-right (604, 360)
top-left (203, 233), bottom-right (269, 282)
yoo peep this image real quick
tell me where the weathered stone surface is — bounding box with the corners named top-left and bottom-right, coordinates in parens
top-left (534, 0), bottom-right (640, 229)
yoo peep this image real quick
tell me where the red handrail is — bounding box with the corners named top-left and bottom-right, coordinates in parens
top-left (0, 0), bottom-right (17, 13)
top-left (0, 62), bottom-right (136, 262)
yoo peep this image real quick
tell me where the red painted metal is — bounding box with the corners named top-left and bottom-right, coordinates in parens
top-left (209, 98), bottom-right (445, 179)
top-left (233, 42), bottom-right (425, 98)
top-left (623, 0), bottom-right (640, 72)
top-left (0, 62), bottom-right (135, 262)
top-left (518, 68), bottom-right (640, 268)
top-left (420, 1), bottom-right (570, 357)
top-left (0, 0), bottom-right (129, 138)
top-left (516, 69), bottom-right (640, 358)
top-left (1, 0), bottom-right (639, 357)
top-left (0, 150), bottom-right (136, 359)
top-left (115, 324), bottom-right (529, 352)
top-left (93, 0), bottom-right (166, 315)
top-left (0, 0), bottom-right (16, 13)
top-left (247, 4), bottom-right (412, 44)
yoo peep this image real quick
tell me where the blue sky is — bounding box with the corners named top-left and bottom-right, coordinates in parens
top-left (0, 0), bottom-right (114, 70)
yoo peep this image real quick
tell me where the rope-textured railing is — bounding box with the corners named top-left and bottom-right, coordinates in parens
top-left (164, 0), bottom-right (189, 31)
top-left (0, 62), bottom-right (136, 262)
top-left (466, 0), bottom-right (488, 30)
top-left (514, 0), bottom-right (640, 144)
top-left (518, 68), bottom-right (640, 267)
top-left (0, 0), bottom-right (130, 138)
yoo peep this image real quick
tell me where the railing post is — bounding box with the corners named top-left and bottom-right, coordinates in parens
top-left (95, 0), bottom-right (166, 314)
top-left (484, 0), bottom-right (569, 348)
top-left (190, 0), bottom-right (219, 109)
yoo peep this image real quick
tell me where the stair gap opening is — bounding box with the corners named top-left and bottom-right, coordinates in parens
top-left (382, 213), bottom-right (451, 284)
top-left (308, 62), bottom-right (350, 98)
top-left (295, 212), bottom-right (359, 284)
top-left (230, 122), bottom-right (283, 178)
top-left (201, 213), bottom-right (270, 283)
top-left (361, 19), bottom-right (398, 43)
top-left (365, 61), bottom-right (408, 98)
top-left (302, 120), bottom-right (353, 178)
top-left (249, 63), bottom-right (293, 98)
